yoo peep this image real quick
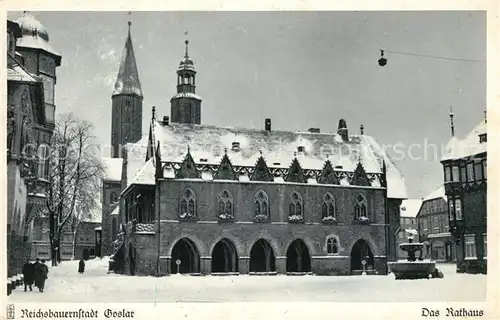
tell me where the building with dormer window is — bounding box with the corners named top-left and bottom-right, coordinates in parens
top-left (101, 21), bottom-right (408, 277)
top-left (441, 112), bottom-right (487, 274)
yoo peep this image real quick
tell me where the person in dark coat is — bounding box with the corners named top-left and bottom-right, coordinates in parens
top-left (22, 259), bottom-right (35, 292)
top-left (78, 259), bottom-right (85, 274)
top-left (33, 258), bottom-right (41, 288)
top-left (35, 259), bottom-right (49, 292)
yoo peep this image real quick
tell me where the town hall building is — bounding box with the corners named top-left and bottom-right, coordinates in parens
top-left (102, 21), bottom-right (408, 276)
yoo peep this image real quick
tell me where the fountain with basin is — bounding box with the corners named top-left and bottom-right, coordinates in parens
top-left (389, 229), bottom-right (438, 280)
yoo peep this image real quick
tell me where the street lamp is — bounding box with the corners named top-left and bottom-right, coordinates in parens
top-left (378, 50), bottom-right (387, 67)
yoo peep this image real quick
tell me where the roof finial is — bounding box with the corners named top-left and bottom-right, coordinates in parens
top-left (484, 110), bottom-right (487, 124)
top-left (127, 11), bottom-right (132, 30)
top-left (449, 106), bottom-right (455, 137)
top-left (184, 31), bottom-right (189, 58)
top-left (152, 106), bottom-right (156, 120)
top-left (360, 124), bottom-right (364, 135)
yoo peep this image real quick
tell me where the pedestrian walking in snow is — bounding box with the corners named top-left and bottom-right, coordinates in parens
top-left (78, 259), bottom-right (85, 274)
top-left (35, 259), bottom-right (49, 292)
top-left (22, 259), bottom-right (35, 291)
top-left (33, 258), bottom-right (41, 288)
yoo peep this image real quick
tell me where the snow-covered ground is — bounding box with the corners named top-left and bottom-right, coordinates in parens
top-left (7, 258), bottom-right (485, 302)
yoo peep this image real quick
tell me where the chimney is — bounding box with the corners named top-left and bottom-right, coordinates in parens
top-left (163, 116), bottom-right (170, 126)
top-left (265, 118), bottom-right (271, 132)
top-left (308, 128), bottom-right (320, 133)
top-left (337, 119), bottom-right (348, 142)
top-left (334, 165), bottom-right (343, 170)
top-left (231, 141), bottom-right (240, 151)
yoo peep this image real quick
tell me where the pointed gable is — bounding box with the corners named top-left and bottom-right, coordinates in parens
top-left (250, 156), bottom-right (273, 182)
top-left (318, 160), bottom-right (339, 185)
top-left (350, 162), bottom-right (371, 186)
top-left (285, 158), bottom-right (306, 183)
top-left (214, 153), bottom-right (237, 180)
top-left (175, 150), bottom-right (200, 179)
top-left (113, 27), bottom-right (143, 97)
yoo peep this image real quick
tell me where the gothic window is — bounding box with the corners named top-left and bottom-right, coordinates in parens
top-left (326, 237), bottom-right (339, 255)
top-left (217, 190), bottom-right (234, 219)
top-left (179, 188), bottom-right (196, 219)
top-left (288, 192), bottom-right (303, 217)
top-left (354, 194), bottom-right (367, 220)
top-left (322, 193), bottom-right (336, 219)
top-left (254, 190), bottom-right (269, 220)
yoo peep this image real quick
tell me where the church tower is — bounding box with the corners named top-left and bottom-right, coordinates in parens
top-left (111, 19), bottom-right (143, 158)
top-left (170, 39), bottom-right (202, 124)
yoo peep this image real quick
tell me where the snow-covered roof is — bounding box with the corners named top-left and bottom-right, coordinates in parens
top-left (171, 92), bottom-right (202, 101)
top-left (423, 186), bottom-right (446, 202)
top-left (130, 158), bottom-right (155, 186)
top-left (151, 121), bottom-right (407, 199)
top-left (441, 120), bottom-right (487, 161)
top-left (110, 206), bottom-right (120, 216)
top-left (102, 158), bottom-right (123, 182)
top-left (15, 12), bottom-right (61, 63)
top-left (7, 57), bottom-right (39, 83)
top-left (400, 199), bottom-right (423, 218)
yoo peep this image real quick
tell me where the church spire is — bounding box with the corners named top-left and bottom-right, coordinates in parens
top-left (113, 15), bottom-right (143, 98)
top-left (110, 14), bottom-right (144, 158)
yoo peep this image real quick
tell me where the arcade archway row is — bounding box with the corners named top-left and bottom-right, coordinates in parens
top-left (169, 237), bottom-right (374, 274)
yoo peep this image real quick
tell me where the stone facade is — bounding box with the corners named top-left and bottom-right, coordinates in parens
top-left (417, 194), bottom-right (455, 262)
top-left (31, 216), bottom-right (100, 261)
top-left (441, 119), bottom-right (487, 274)
top-left (101, 180), bottom-right (121, 256)
top-left (121, 179), bottom-right (392, 276)
top-left (6, 15), bottom-right (60, 278)
top-left (107, 29), bottom-right (406, 278)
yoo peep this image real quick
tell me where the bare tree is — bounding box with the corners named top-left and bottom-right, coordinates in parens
top-left (70, 175), bottom-right (101, 260)
top-left (46, 113), bottom-right (103, 266)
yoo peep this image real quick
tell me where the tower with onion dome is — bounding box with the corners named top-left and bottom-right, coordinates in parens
top-left (15, 11), bottom-right (62, 127)
top-left (170, 38), bottom-right (202, 124)
top-left (111, 19), bottom-right (144, 158)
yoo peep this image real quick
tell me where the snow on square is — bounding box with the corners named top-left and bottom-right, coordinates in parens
top-left (7, 258), bottom-right (485, 303)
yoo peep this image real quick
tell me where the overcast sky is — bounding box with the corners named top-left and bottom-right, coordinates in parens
top-left (9, 11), bottom-right (486, 199)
